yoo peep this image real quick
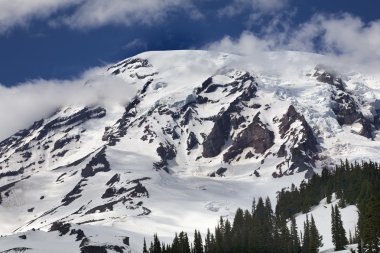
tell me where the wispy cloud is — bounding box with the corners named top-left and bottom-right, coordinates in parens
top-left (0, 0), bottom-right (77, 33)
top-left (206, 13), bottom-right (380, 77)
top-left (218, 0), bottom-right (289, 19)
top-left (0, 0), bottom-right (201, 34)
top-left (0, 67), bottom-right (137, 140)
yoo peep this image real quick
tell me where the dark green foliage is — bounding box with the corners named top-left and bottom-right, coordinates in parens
top-left (146, 161), bottom-right (380, 253)
top-left (146, 197), bottom-right (309, 253)
top-left (331, 204), bottom-right (348, 250)
top-left (276, 161), bottom-right (380, 252)
top-left (309, 215), bottom-right (323, 253)
top-left (289, 216), bottom-right (301, 253)
top-left (301, 215), bottom-right (323, 253)
top-left (193, 230), bottom-right (203, 253)
top-left (151, 234), bottom-right (162, 253)
top-left (143, 238), bottom-right (148, 253)
top-left (170, 232), bottom-right (191, 253)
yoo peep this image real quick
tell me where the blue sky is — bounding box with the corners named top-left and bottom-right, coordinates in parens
top-left (0, 0), bottom-right (379, 86)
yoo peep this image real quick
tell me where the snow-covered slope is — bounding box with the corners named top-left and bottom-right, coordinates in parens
top-left (0, 50), bottom-right (379, 252)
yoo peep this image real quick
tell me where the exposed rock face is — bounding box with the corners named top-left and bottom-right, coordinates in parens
top-left (81, 147), bottom-right (110, 178)
top-left (277, 105), bottom-right (319, 177)
top-left (50, 221), bottom-right (72, 236)
top-left (208, 167), bottom-right (228, 177)
top-left (202, 72), bottom-right (257, 158)
top-left (0, 107), bottom-right (105, 155)
top-left (187, 132), bottom-right (199, 150)
top-left (108, 57), bottom-right (152, 75)
top-left (103, 98), bottom-right (141, 146)
top-left (36, 107), bottom-right (106, 141)
top-left (314, 66), bottom-right (373, 139)
top-left (224, 113), bottom-right (274, 162)
top-left (153, 142), bottom-right (177, 172)
top-left (202, 112), bottom-right (231, 158)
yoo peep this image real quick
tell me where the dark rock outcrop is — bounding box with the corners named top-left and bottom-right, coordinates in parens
top-left (106, 174), bottom-right (120, 186)
top-left (103, 98), bottom-right (141, 146)
top-left (50, 221), bottom-right (71, 236)
top-left (208, 167), bottom-right (228, 177)
top-left (187, 132), bottom-right (199, 150)
top-left (81, 148), bottom-right (110, 178)
top-left (153, 142), bottom-right (176, 172)
top-left (52, 135), bottom-right (80, 151)
top-left (224, 113), bottom-right (274, 162)
top-left (314, 66), bottom-right (373, 138)
top-left (202, 112), bottom-right (231, 158)
top-left (81, 245), bottom-right (125, 253)
top-left (36, 107), bottom-right (106, 141)
top-left (277, 105), bottom-right (318, 176)
top-left (202, 72), bottom-right (257, 158)
top-left (62, 179), bottom-right (87, 206)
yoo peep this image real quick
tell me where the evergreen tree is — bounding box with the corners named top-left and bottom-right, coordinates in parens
top-left (149, 241), bottom-right (154, 253)
top-left (232, 208), bottom-right (245, 253)
top-left (290, 216), bottom-right (301, 253)
top-left (147, 160), bottom-right (380, 253)
top-left (331, 205), bottom-right (337, 248)
top-left (143, 238), bottom-right (148, 253)
top-left (309, 215), bottom-right (323, 253)
top-left (172, 233), bottom-right (180, 253)
top-left (223, 219), bottom-right (232, 253)
top-left (204, 229), bottom-right (211, 253)
top-left (332, 204), bottom-right (348, 250)
top-left (152, 234), bottom-right (162, 253)
top-left (210, 234), bottom-right (216, 253)
top-left (252, 198), bottom-right (256, 213)
top-left (301, 215), bottom-right (310, 253)
top-left (193, 230), bottom-right (203, 253)
top-left (177, 232), bottom-right (191, 253)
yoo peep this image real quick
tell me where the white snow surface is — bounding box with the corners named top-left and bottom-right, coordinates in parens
top-left (0, 50), bottom-right (379, 252)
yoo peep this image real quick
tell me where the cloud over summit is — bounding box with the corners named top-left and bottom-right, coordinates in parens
top-left (207, 13), bottom-right (380, 77)
top-left (0, 68), bottom-right (136, 141)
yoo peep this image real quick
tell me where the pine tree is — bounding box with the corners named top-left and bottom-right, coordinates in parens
top-left (252, 198), bottom-right (256, 213)
top-left (193, 230), bottom-right (203, 253)
top-left (172, 233), bottom-right (180, 253)
top-left (290, 216), bottom-right (301, 253)
top-left (149, 241), bottom-right (155, 253)
top-left (332, 204), bottom-right (348, 250)
top-left (232, 208), bottom-right (245, 253)
top-left (153, 234), bottom-right (162, 253)
top-left (177, 232), bottom-right (191, 253)
top-left (331, 205), bottom-right (337, 248)
top-left (309, 215), bottom-right (323, 253)
top-left (215, 217), bottom-right (225, 253)
top-left (143, 238), bottom-right (148, 253)
top-left (204, 229), bottom-right (211, 253)
top-left (301, 215), bottom-right (310, 253)
top-left (223, 219), bottom-right (232, 253)
top-left (210, 234), bottom-right (216, 253)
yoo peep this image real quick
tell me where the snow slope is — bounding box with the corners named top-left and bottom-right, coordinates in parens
top-left (0, 50), bottom-right (379, 252)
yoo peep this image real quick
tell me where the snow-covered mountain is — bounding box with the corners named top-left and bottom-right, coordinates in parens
top-left (0, 50), bottom-right (379, 252)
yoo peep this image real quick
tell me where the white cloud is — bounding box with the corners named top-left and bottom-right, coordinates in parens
top-left (207, 31), bottom-right (272, 54)
top-left (60, 0), bottom-right (201, 29)
top-left (0, 0), bottom-right (201, 33)
top-left (0, 67), bottom-right (137, 140)
top-left (206, 14), bottom-right (380, 77)
top-left (218, 0), bottom-right (288, 17)
top-left (122, 38), bottom-right (148, 51)
top-left (0, 0), bottom-right (78, 33)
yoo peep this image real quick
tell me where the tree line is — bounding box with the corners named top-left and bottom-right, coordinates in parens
top-left (276, 160), bottom-right (380, 252)
top-left (145, 160), bottom-right (380, 252)
top-left (144, 197), bottom-right (322, 253)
